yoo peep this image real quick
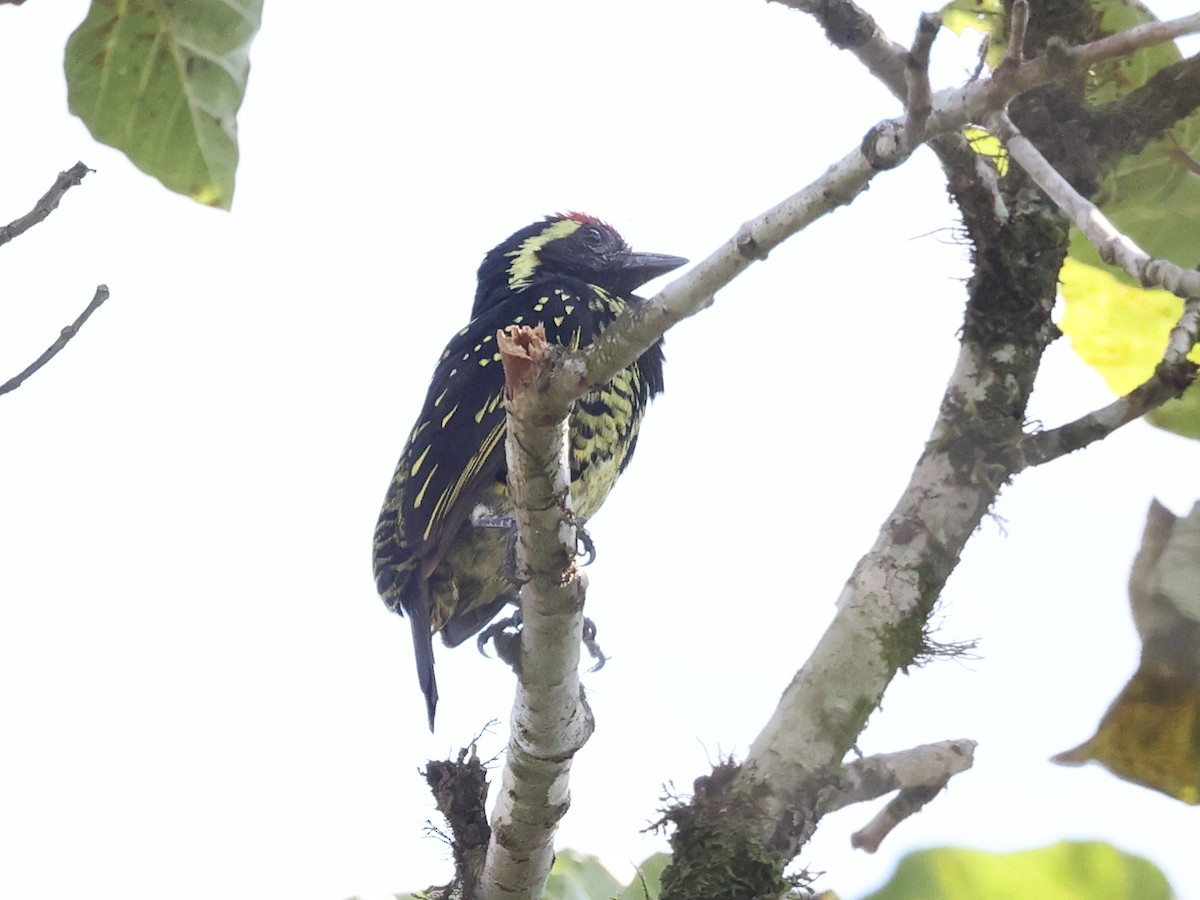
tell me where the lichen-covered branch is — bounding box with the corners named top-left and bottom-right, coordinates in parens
top-left (658, 3), bottom-right (1134, 894)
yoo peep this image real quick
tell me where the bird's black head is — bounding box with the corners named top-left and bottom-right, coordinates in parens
top-left (472, 213), bottom-right (687, 318)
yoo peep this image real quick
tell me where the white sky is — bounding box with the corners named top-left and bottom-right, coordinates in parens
top-left (4, 2), bottom-right (1200, 898)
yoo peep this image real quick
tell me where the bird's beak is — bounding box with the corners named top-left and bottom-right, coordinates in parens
top-left (616, 251), bottom-right (689, 290)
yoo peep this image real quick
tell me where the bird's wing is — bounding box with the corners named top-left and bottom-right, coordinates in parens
top-left (394, 285), bottom-right (597, 569)
top-left (395, 321), bottom-right (510, 568)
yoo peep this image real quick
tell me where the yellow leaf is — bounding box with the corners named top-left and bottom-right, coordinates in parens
top-left (1058, 258), bottom-right (1200, 395)
top-left (963, 127), bottom-right (1008, 176)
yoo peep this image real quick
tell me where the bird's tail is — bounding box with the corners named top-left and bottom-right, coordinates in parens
top-left (409, 578), bottom-right (439, 731)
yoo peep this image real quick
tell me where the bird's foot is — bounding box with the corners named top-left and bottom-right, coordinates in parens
top-left (477, 612), bottom-right (522, 672)
top-left (476, 612), bottom-right (606, 674)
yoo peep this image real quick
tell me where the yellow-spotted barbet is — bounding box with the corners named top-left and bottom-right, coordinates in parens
top-left (373, 214), bottom-right (685, 728)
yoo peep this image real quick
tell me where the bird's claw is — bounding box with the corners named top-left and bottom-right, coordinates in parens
top-left (575, 525), bottom-right (597, 566)
top-left (582, 616), bottom-right (607, 672)
top-left (477, 612), bottom-right (523, 671)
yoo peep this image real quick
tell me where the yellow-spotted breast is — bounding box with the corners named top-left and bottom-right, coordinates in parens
top-left (373, 213), bottom-right (686, 729)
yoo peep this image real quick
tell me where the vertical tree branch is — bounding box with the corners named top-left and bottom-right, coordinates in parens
top-left (479, 326), bottom-right (593, 900)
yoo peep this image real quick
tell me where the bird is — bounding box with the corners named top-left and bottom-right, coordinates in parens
top-left (373, 213), bottom-right (686, 729)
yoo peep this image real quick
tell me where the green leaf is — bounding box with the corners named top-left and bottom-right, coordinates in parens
top-left (544, 850), bottom-right (623, 900)
top-left (64, 0), bottom-right (263, 209)
top-left (861, 842), bottom-right (1173, 900)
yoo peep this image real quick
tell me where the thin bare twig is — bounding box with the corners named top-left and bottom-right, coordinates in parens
top-left (1, 163), bottom-right (91, 248)
top-left (0, 285), bottom-right (111, 396)
top-left (1005, 0), bottom-right (1029, 65)
top-left (1071, 12), bottom-right (1200, 68)
top-left (903, 14), bottom-right (940, 148)
top-left (1023, 296), bottom-right (1200, 466)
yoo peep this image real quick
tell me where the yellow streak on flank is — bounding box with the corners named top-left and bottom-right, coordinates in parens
top-left (413, 464), bottom-right (439, 509)
top-left (505, 219), bottom-right (581, 289)
top-left (433, 387), bottom-right (450, 407)
top-left (441, 403), bottom-right (459, 428)
top-left (410, 444), bottom-right (432, 476)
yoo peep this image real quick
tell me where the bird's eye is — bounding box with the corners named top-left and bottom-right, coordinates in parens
top-left (581, 226), bottom-right (606, 250)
